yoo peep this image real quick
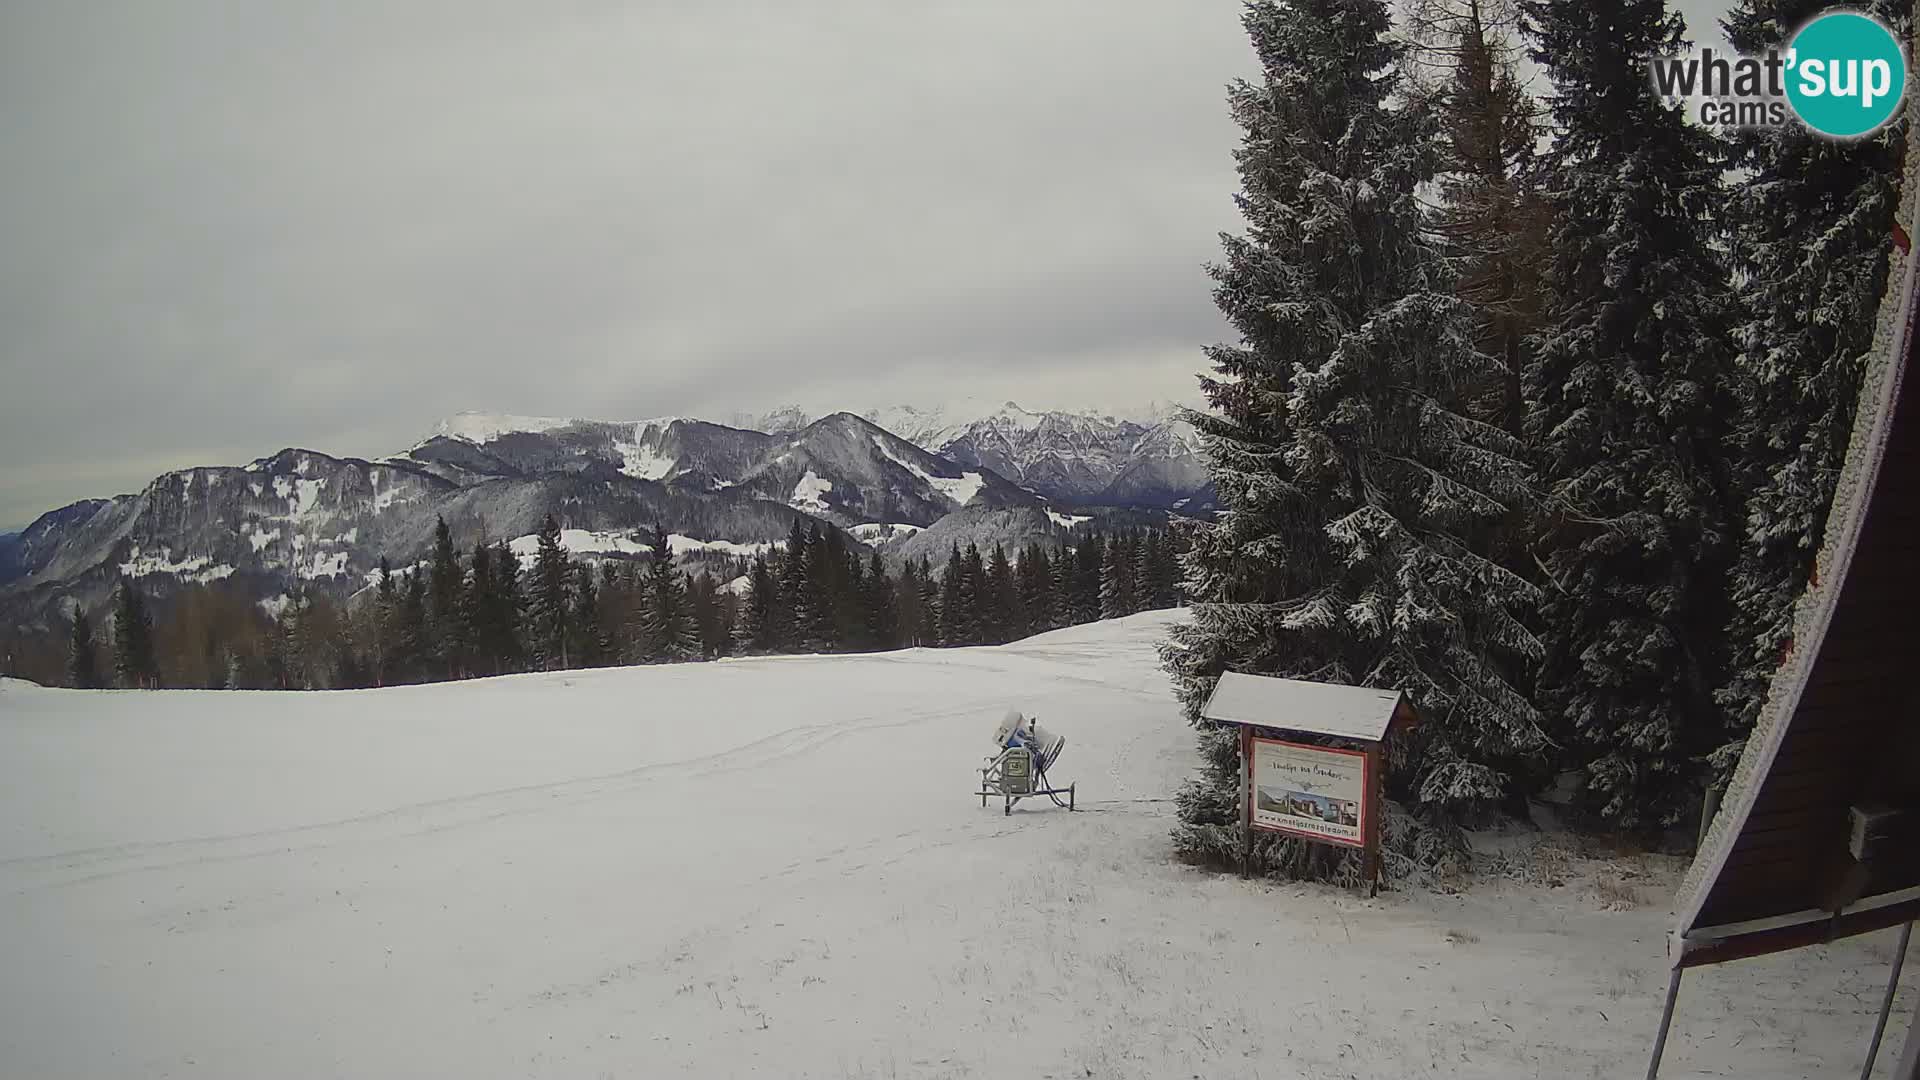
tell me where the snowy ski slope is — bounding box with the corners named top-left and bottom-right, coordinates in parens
top-left (0, 611), bottom-right (1910, 1078)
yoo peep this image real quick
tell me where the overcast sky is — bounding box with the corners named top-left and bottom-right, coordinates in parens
top-left (0, 1), bottom-right (1733, 529)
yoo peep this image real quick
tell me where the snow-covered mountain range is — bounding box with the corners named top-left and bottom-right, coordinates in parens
top-left (0, 402), bottom-right (1212, 631)
top-left (751, 400), bottom-right (1210, 509)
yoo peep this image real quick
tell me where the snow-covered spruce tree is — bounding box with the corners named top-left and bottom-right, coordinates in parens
top-left (1132, 532), bottom-right (1158, 611)
top-left (1161, 0), bottom-right (1545, 875)
top-left (1521, 0), bottom-right (1739, 831)
top-left (527, 514), bottom-right (572, 671)
top-left (1415, 0), bottom-right (1552, 797)
top-left (1099, 535), bottom-right (1133, 620)
top-left (1712, 0), bottom-right (1908, 781)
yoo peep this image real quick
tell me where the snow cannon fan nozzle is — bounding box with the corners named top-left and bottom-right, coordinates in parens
top-left (989, 709), bottom-right (1066, 774)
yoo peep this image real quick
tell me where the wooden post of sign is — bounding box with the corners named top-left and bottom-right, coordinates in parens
top-left (1363, 743), bottom-right (1383, 897)
top-left (1240, 725), bottom-right (1254, 879)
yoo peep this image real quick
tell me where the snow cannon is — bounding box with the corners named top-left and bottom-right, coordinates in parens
top-left (979, 709), bottom-right (1074, 815)
top-left (993, 709), bottom-right (1066, 773)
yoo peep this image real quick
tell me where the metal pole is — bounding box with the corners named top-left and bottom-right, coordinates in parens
top-left (1863, 922), bottom-right (1913, 1079)
top-left (1891, 925), bottom-right (1920, 1080)
top-left (1646, 966), bottom-right (1684, 1080)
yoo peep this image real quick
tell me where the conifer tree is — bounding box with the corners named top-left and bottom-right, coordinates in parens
top-left (493, 539), bottom-right (525, 672)
top-left (570, 562), bottom-right (607, 667)
top-left (459, 545), bottom-right (493, 677)
top-left (1099, 535), bottom-right (1134, 620)
top-left (735, 555), bottom-right (780, 652)
top-left (527, 513), bottom-right (572, 671)
top-left (427, 516), bottom-right (464, 678)
top-left (915, 555), bottom-right (940, 645)
top-left (818, 529), bottom-right (858, 649)
top-left (893, 558), bottom-right (925, 647)
top-left (1131, 533), bottom-right (1158, 612)
top-left (111, 578), bottom-right (158, 689)
top-left (1522, 0), bottom-right (1739, 829)
top-left (864, 553), bottom-right (897, 650)
top-left (849, 546), bottom-right (874, 647)
top-left (1017, 542), bottom-right (1051, 635)
top-left (962, 544), bottom-right (987, 643)
top-left (391, 571), bottom-right (427, 683)
top-left (1164, 0), bottom-right (1545, 868)
top-left (689, 571), bottom-right (733, 658)
top-left (1408, 0), bottom-right (1547, 438)
top-left (632, 563), bottom-right (658, 661)
top-left (1047, 545), bottom-right (1074, 629)
top-left (1712, 0), bottom-right (1908, 779)
top-left (598, 561), bottom-right (627, 660)
top-left (1160, 527), bottom-right (1190, 607)
top-left (777, 520), bottom-right (812, 651)
top-left (641, 524), bottom-right (699, 661)
top-left (709, 578), bottom-right (739, 659)
top-left (1072, 536), bottom-right (1104, 624)
top-left (983, 545), bottom-right (1018, 643)
top-left (275, 587), bottom-right (309, 689)
top-left (935, 545), bottom-right (964, 645)
top-left (373, 557), bottom-right (398, 685)
top-left (67, 608), bottom-right (99, 689)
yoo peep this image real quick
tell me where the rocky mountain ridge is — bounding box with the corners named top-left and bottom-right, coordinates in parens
top-left (1, 402), bottom-right (1210, 631)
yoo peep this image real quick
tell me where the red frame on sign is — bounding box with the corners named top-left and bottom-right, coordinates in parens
top-left (1247, 736), bottom-right (1371, 849)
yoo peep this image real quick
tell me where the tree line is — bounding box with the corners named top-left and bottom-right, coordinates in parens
top-left (54, 514), bottom-right (1188, 690)
top-left (1165, 0), bottom-right (1904, 874)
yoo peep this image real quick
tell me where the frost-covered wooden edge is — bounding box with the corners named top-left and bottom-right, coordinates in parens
top-left (1669, 86), bottom-right (1920, 954)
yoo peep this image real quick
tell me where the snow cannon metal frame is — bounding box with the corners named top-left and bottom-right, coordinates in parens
top-left (980, 710), bottom-right (1075, 815)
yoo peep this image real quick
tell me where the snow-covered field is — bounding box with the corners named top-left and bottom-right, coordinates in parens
top-left (0, 612), bottom-right (1911, 1079)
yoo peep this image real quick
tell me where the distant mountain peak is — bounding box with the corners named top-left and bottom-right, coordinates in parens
top-left (431, 412), bottom-right (577, 444)
top-left (421, 412), bottom-right (683, 449)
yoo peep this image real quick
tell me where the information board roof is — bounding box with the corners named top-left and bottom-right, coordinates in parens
top-left (1199, 671), bottom-right (1410, 742)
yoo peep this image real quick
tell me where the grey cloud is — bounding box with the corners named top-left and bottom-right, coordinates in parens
top-left (0, 1), bottom-right (1736, 529)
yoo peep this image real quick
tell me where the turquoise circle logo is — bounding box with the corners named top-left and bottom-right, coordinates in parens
top-left (1785, 11), bottom-right (1907, 138)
